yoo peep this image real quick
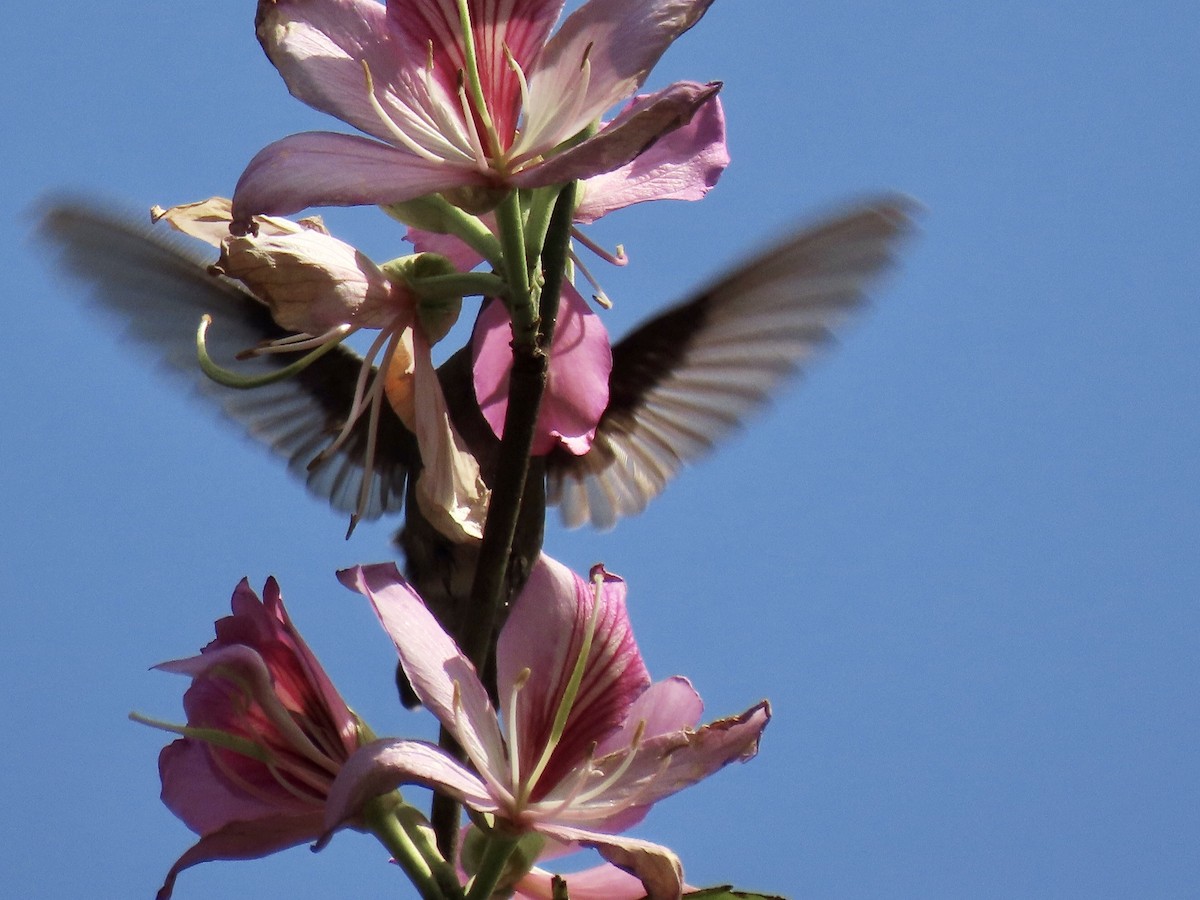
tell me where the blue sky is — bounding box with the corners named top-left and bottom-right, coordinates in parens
top-left (3, 1), bottom-right (1198, 898)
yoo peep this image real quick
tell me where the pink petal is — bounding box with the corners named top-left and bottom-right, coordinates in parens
top-left (513, 860), bottom-right (649, 900)
top-left (258, 0), bottom-right (473, 162)
top-left (472, 288), bottom-right (612, 455)
top-left (497, 557), bottom-right (650, 797)
top-left (336, 564), bottom-right (508, 775)
top-left (232, 131), bottom-right (482, 219)
top-left (594, 676), bottom-right (703, 756)
top-left (156, 811), bottom-right (325, 900)
top-left (537, 825), bottom-right (685, 900)
top-left (574, 93), bottom-right (728, 224)
top-left (514, 80), bottom-right (721, 189)
top-left (573, 701), bottom-right (771, 831)
top-left (518, 0), bottom-right (718, 158)
top-left (158, 739), bottom-right (290, 836)
top-left (386, 0), bottom-right (565, 148)
top-left (405, 226), bottom-right (487, 272)
top-left (323, 738), bottom-right (500, 836)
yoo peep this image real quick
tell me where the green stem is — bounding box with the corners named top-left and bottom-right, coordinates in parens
top-left (411, 272), bottom-right (509, 302)
top-left (430, 181), bottom-right (576, 858)
top-left (380, 196), bottom-right (503, 268)
top-left (464, 834), bottom-right (519, 900)
top-left (495, 190), bottom-right (533, 345)
top-left (363, 798), bottom-right (447, 900)
top-left (364, 796), bottom-right (463, 900)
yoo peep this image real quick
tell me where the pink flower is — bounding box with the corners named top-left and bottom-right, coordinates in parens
top-left (409, 93), bottom-right (727, 455)
top-left (233, 0), bottom-right (722, 220)
top-left (328, 558), bottom-right (770, 900)
top-left (149, 578), bottom-right (365, 899)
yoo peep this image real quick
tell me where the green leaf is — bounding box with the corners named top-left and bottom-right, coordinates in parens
top-left (680, 888), bottom-right (788, 900)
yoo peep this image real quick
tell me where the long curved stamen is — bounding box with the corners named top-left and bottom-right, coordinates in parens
top-left (197, 316), bottom-right (350, 388)
top-left (504, 42), bottom-right (532, 139)
top-left (521, 572), bottom-right (607, 797)
top-left (361, 61), bottom-right (448, 164)
top-left (456, 73), bottom-right (491, 170)
top-left (454, 0), bottom-right (501, 159)
top-left (506, 667), bottom-right (532, 800)
top-left (570, 720), bottom-right (646, 805)
top-left (240, 325), bottom-right (353, 357)
top-left (567, 250), bottom-right (612, 309)
top-left (346, 326), bottom-right (398, 537)
top-left (535, 745), bottom-right (598, 819)
top-left (311, 324), bottom-right (394, 466)
top-left (570, 227), bottom-right (628, 267)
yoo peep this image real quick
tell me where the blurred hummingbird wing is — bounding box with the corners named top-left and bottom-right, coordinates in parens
top-left (546, 196), bottom-right (917, 530)
top-left (36, 199), bottom-right (417, 520)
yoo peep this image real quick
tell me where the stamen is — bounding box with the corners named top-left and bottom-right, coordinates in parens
top-left (457, 72), bottom-right (491, 170)
top-left (197, 316), bottom-right (349, 389)
top-left (453, 0), bottom-right (501, 159)
top-left (506, 668), bottom-right (531, 805)
top-left (346, 327), bottom-right (397, 538)
top-left (239, 324), bottom-right (353, 358)
top-left (310, 324), bottom-right (394, 467)
top-left (504, 42), bottom-right (532, 134)
top-left (568, 250), bottom-right (612, 310)
top-left (522, 573), bottom-right (607, 794)
top-left (361, 60), bottom-right (447, 163)
top-left (571, 720), bottom-right (646, 805)
top-left (570, 227), bottom-right (628, 267)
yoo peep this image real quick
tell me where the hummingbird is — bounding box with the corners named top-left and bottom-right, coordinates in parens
top-left (38, 196), bottom-right (914, 699)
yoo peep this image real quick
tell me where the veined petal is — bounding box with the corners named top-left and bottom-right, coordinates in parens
top-left (232, 131), bottom-right (482, 219)
top-left (337, 563), bottom-right (508, 776)
top-left (536, 825), bottom-right (685, 900)
top-left (258, 0), bottom-right (474, 160)
top-left (574, 92), bottom-right (727, 223)
top-left (472, 287), bottom-right (612, 455)
top-left (594, 676), bottom-right (703, 757)
top-left (516, 0), bottom-right (717, 158)
top-left (568, 700), bottom-right (771, 828)
top-left (156, 811), bottom-right (326, 900)
top-left (324, 738), bottom-right (501, 835)
top-left (497, 557), bottom-right (649, 794)
top-left (513, 81), bottom-right (721, 189)
top-left (387, 0), bottom-right (566, 148)
top-left (158, 739), bottom-right (297, 837)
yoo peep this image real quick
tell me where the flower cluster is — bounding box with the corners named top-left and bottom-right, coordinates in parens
top-left (118, 0), bottom-right (809, 897)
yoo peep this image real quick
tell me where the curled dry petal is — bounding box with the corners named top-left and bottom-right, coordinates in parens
top-left (215, 228), bottom-right (405, 335)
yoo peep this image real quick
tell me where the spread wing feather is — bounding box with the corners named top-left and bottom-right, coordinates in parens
top-left (546, 196), bottom-right (917, 529)
top-left (36, 200), bottom-right (417, 520)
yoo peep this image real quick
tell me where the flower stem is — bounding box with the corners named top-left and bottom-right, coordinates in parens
top-left (364, 795), bottom-right (462, 900)
top-left (495, 190), bottom-right (534, 345)
top-left (464, 834), bottom-right (519, 900)
top-left (430, 181), bottom-right (577, 857)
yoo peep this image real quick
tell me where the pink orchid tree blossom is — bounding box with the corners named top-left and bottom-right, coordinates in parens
top-left (328, 558), bottom-right (770, 900)
top-left (155, 198), bottom-right (490, 541)
top-left (406, 92), bottom-right (727, 455)
top-left (233, 0), bottom-right (721, 220)
top-left (141, 578), bottom-right (365, 899)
